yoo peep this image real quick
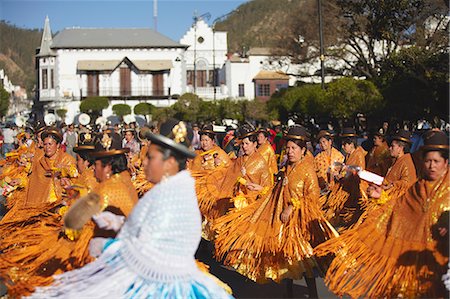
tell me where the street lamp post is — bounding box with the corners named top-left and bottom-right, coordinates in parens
top-left (317, 0), bottom-right (325, 89)
top-left (212, 24), bottom-right (216, 100)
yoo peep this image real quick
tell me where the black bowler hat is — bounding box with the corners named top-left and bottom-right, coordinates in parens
top-left (90, 132), bottom-right (129, 158)
top-left (144, 118), bottom-right (196, 159)
top-left (374, 127), bottom-right (386, 137)
top-left (41, 127), bottom-right (63, 144)
top-left (421, 130), bottom-right (449, 151)
top-left (316, 129), bottom-right (333, 140)
top-left (236, 123), bottom-right (257, 140)
top-left (341, 127), bottom-right (358, 138)
top-left (390, 129), bottom-right (412, 144)
top-left (138, 127), bottom-right (151, 142)
top-left (284, 125), bottom-right (309, 141)
top-left (199, 124), bottom-right (216, 136)
top-left (74, 131), bottom-right (96, 153)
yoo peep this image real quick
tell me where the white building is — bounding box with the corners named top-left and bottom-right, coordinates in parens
top-left (179, 19), bottom-right (228, 100)
top-left (36, 16), bottom-right (188, 123)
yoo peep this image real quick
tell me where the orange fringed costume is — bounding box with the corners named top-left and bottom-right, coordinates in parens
top-left (0, 172), bottom-right (138, 297)
top-left (314, 147), bottom-right (344, 203)
top-left (359, 153), bottom-right (417, 222)
top-left (196, 150), bottom-right (271, 223)
top-left (213, 153), bottom-right (337, 282)
top-left (325, 146), bottom-right (367, 228)
top-left (366, 141), bottom-right (391, 176)
top-left (25, 149), bottom-right (77, 206)
top-left (189, 145), bottom-right (231, 173)
top-left (257, 141), bottom-right (278, 178)
top-left (315, 168), bottom-right (449, 298)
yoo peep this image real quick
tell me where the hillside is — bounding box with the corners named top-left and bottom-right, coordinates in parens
top-left (215, 0), bottom-right (306, 53)
top-left (0, 21), bottom-right (42, 92)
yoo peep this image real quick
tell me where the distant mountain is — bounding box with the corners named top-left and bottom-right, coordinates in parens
top-left (0, 20), bottom-right (42, 93)
top-left (214, 0), bottom-right (308, 53)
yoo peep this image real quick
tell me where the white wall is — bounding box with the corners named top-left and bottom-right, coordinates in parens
top-left (39, 47), bottom-right (185, 122)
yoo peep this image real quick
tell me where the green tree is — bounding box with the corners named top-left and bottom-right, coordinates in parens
top-left (133, 102), bottom-right (155, 116)
top-left (134, 102), bottom-right (155, 123)
top-left (0, 86), bottom-right (10, 118)
top-left (325, 77), bottom-right (384, 119)
top-left (112, 104), bottom-right (132, 120)
top-left (377, 46), bottom-right (449, 120)
top-left (79, 96), bottom-right (109, 120)
top-left (217, 99), bottom-right (244, 122)
top-left (242, 100), bottom-right (270, 122)
top-left (56, 108), bottom-right (67, 120)
top-left (171, 93), bottom-right (202, 123)
top-left (267, 84), bottom-right (327, 122)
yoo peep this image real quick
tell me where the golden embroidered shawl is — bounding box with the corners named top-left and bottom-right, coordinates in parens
top-left (315, 168), bottom-right (450, 298)
top-left (213, 153), bottom-right (337, 282)
top-left (366, 141), bottom-right (391, 176)
top-left (189, 145), bottom-right (231, 172)
top-left (257, 141), bottom-right (278, 177)
top-left (0, 172), bottom-right (138, 297)
top-left (25, 150), bottom-right (76, 207)
top-left (325, 146), bottom-right (367, 227)
top-left (196, 150), bottom-right (271, 221)
top-left (314, 147), bottom-right (344, 190)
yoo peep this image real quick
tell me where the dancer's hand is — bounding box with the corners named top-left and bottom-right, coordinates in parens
top-left (281, 205), bottom-right (293, 223)
top-left (246, 183), bottom-right (263, 191)
top-left (367, 183), bottom-right (382, 199)
top-left (93, 211), bottom-right (125, 232)
top-left (89, 237), bottom-right (109, 258)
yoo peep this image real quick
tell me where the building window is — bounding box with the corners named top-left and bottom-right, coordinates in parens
top-left (238, 84), bottom-right (245, 97)
top-left (276, 83), bottom-right (288, 91)
top-left (42, 69), bottom-right (48, 90)
top-left (187, 70), bottom-right (194, 85)
top-left (257, 83), bottom-right (270, 97)
top-left (50, 69), bottom-right (54, 89)
top-left (152, 72), bottom-right (164, 96)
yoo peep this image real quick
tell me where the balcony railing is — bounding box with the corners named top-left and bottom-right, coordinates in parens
top-left (83, 87), bottom-right (170, 98)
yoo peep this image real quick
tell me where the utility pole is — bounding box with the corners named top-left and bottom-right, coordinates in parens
top-left (318, 0), bottom-right (325, 89)
top-left (153, 0), bottom-right (158, 32)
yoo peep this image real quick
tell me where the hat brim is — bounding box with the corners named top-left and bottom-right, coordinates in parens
top-left (42, 130), bottom-right (63, 143)
top-left (90, 148), bottom-right (130, 158)
top-left (391, 136), bottom-right (413, 144)
top-left (145, 132), bottom-right (196, 159)
top-left (199, 129), bottom-right (216, 135)
top-left (341, 133), bottom-right (358, 138)
top-left (317, 132), bottom-right (332, 140)
top-left (284, 134), bottom-right (308, 141)
top-left (237, 131), bottom-right (257, 140)
top-left (420, 144), bottom-right (449, 151)
top-left (73, 145), bottom-right (95, 153)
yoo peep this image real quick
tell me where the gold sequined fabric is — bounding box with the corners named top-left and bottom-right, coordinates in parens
top-left (366, 141), bottom-right (392, 176)
top-left (213, 153), bottom-right (337, 282)
top-left (25, 150), bottom-right (76, 207)
top-left (315, 167), bottom-right (450, 298)
top-left (257, 141), bottom-right (278, 177)
top-left (314, 147), bottom-right (344, 191)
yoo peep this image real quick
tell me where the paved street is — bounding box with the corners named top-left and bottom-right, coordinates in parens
top-left (196, 240), bottom-right (338, 299)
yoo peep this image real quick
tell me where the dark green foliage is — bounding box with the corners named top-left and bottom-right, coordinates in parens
top-left (0, 86), bottom-right (10, 117)
top-left (112, 104), bottom-right (131, 117)
top-left (133, 102), bottom-right (155, 116)
top-left (56, 108), bottom-right (67, 120)
top-left (79, 96), bottom-right (109, 113)
top-left (268, 78), bottom-right (384, 122)
top-left (377, 47), bottom-right (449, 120)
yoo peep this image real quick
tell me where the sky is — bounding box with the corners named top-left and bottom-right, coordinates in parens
top-left (0, 0), bottom-right (248, 41)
